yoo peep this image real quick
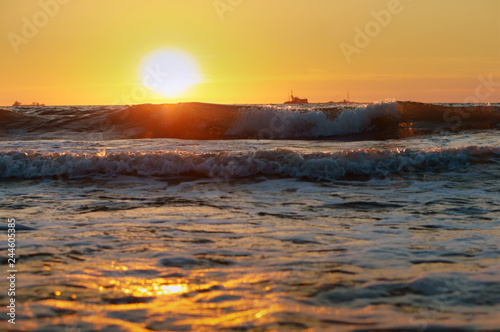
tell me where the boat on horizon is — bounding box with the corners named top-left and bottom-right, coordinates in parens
top-left (327, 91), bottom-right (357, 104)
top-left (336, 99), bottom-right (357, 104)
top-left (12, 101), bottom-right (45, 106)
top-left (284, 90), bottom-right (308, 104)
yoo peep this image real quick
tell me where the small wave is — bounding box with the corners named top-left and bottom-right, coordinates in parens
top-left (1, 146), bottom-right (498, 180)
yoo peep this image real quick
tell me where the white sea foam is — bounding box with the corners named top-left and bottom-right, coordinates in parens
top-left (226, 102), bottom-right (399, 138)
top-left (1, 145), bottom-right (498, 180)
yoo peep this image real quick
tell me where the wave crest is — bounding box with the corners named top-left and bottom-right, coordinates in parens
top-left (2, 101), bottom-right (499, 140)
top-left (1, 146), bottom-right (498, 180)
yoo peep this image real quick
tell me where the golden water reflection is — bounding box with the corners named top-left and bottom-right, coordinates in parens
top-left (20, 257), bottom-right (500, 331)
top-left (100, 278), bottom-right (191, 298)
top-left (20, 268), bottom-right (500, 332)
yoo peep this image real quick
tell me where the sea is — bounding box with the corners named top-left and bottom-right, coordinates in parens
top-left (1, 101), bottom-right (500, 331)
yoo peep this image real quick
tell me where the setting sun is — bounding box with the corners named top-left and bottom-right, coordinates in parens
top-left (139, 48), bottom-right (202, 98)
top-left (0, 0), bottom-right (498, 105)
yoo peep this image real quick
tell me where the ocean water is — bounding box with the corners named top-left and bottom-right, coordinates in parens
top-left (1, 101), bottom-right (500, 331)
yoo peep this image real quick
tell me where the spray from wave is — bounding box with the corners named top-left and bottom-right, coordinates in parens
top-left (1, 146), bottom-right (498, 180)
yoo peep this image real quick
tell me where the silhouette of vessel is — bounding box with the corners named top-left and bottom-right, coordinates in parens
top-left (339, 91), bottom-right (356, 104)
top-left (12, 101), bottom-right (45, 106)
top-left (284, 90), bottom-right (308, 104)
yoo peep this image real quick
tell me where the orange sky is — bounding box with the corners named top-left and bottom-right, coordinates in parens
top-left (1, 0), bottom-right (499, 105)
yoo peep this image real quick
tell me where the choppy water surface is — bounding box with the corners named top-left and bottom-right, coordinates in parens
top-left (1, 103), bottom-right (500, 331)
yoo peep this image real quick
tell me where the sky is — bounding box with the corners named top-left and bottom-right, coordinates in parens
top-left (0, 0), bottom-right (499, 105)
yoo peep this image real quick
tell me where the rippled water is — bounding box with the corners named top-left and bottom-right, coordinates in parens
top-left (1, 131), bottom-right (500, 331)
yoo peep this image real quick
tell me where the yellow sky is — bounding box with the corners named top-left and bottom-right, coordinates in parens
top-left (1, 0), bottom-right (499, 105)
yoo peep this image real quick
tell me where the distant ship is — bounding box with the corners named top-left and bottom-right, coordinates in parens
top-left (284, 90), bottom-right (308, 104)
top-left (337, 100), bottom-right (356, 104)
top-left (330, 91), bottom-right (357, 104)
top-left (12, 101), bottom-right (45, 106)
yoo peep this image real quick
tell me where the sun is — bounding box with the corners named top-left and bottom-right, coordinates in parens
top-left (139, 49), bottom-right (201, 98)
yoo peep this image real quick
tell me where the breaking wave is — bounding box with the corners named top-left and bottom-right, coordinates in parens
top-left (1, 101), bottom-right (499, 141)
top-left (1, 146), bottom-right (498, 180)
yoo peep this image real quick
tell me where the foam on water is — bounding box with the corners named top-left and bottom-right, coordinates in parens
top-left (1, 145), bottom-right (498, 180)
top-left (226, 101), bottom-right (398, 138)
top-left (2, 170), bottom-right (500, 331)
top-left (2, 101), bottom-right (499, 140)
